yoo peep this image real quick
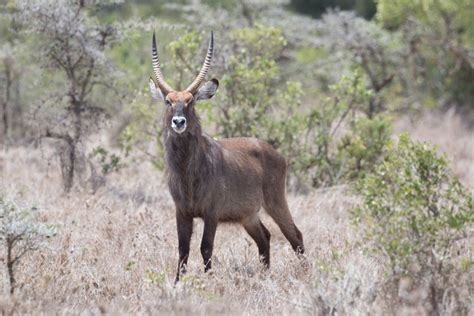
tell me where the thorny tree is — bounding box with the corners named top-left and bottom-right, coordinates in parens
top-left (16, 1), bottom-right (118, 192)
top-left (0, 197), bottom-right (55, 294)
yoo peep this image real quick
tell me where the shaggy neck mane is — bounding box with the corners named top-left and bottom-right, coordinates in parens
top-left (165, 126), bottom-right (205, 174)
top-left (164, 120), bottom-right (216, 209)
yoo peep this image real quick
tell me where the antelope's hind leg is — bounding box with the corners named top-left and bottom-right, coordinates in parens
top-left (263, 188), bottom-right (304, 255)
top-left (243, 216), bottom-right (271, 267)
top-left (175, 213), bottom-right (193, 283)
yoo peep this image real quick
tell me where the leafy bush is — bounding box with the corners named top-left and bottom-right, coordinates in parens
top-left (0, 197), bottom-right (56, 294)
top-left (297, 71), bottom-right (392, 187)
top-left (336, 115), bottom-right (392, 181)
top-left (377, 0), bottom-right (474, 107)
top-left (218, 25), bottom-right (294, 138)
top-left (353, 134), bottom-right (473, 311)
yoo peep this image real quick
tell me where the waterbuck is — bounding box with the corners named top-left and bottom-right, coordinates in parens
top-left (148, 32), bottom-right (304, 282)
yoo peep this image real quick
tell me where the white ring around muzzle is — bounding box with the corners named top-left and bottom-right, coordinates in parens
top-left (171, 116), bottom-right (187, 133)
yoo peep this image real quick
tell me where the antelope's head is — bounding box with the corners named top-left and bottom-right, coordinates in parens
top-left (149, 32), bottom-right (219, 135)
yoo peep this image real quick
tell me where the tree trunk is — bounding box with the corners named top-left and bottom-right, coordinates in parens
top-left (12, 73), bottom-right (23, 139)
top-left (1, 102), bottom-right (6, 144)
top-left (6, 239), bottom-right (16, 295)
top-left (2, 61), bottom-right (12, 143)
top-left (60, 139), bottom-right (76, 193)
top-left (368, 96), bottom-right (376, 119)
top-left (60, 102), bottom-right (82, 193)
top-left (429, 280), bottom-right (439, 316)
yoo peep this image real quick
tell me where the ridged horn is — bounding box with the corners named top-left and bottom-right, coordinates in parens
top-left (186, 31), bottom-right (214, 93)
top-left (151, 32), bottom-right (173, 94)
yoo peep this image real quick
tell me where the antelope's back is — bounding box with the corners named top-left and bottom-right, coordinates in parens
top-left (217, 137), bottom-right (287, 174)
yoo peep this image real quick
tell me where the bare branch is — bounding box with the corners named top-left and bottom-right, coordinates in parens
top-left (43, 129), bottom-right (73, 144)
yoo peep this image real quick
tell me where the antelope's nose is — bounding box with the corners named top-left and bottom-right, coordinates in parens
top-left (172, 117), bottom-right (186, 129)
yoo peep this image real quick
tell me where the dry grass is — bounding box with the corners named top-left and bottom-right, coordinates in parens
top-left (0, 112), bottom-right (472, 315)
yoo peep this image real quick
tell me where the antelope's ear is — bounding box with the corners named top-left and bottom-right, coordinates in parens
top-left (196, 78), bottom-right (219, 101)
top-left (149, 77), bottom-right (164, 101)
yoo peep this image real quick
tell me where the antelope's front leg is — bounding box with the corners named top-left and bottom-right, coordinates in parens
top-left (175, 212), bottom-right (193, 283)
top-left (200, 216), bottom-right (218, 272)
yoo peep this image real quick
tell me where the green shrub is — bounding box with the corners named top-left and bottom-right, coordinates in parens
top-left (336, 115), bottom-right (392, 181)
top-left (377, 0), bottom-right (474, 107)
top-left (301, 71), bottom-right (392, 187)
top-left (353, 134), bottom-right (473, 309)
top-left (217, 24), bottom-right (302, 142)
top-left (89, 146), bottom-right (122, 175)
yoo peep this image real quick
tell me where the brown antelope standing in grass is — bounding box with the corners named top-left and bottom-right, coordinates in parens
top-left (148, 32), bottom-right (304, 282)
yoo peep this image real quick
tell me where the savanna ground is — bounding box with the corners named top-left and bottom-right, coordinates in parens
top-left (1, 111), bottom-right (472, 315)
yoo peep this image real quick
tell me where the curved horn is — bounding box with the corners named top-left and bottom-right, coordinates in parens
top-left (186, 31), bottom-right (214, 93)
top-left (152, 32), bottom-right (173, 94)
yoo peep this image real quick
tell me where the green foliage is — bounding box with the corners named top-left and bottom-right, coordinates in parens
top-left (89, 146), bottom-right (122, 175)
top-left (295, 47), bottom-right (328, 64)
top-left (353, 134), bottom-right (473, 279)
top-left (124, 261), bottom-right (136, 271)
top-left (337, 115), bottom-right (392, 181)
top-left (144, 269), bottom-right (166, 286)
top-left (377, 0), bottom-right (474, 107)
top-left (181, 274), bottom-right (217, 299)
top-left (377, 0), bottom-right (474, 44)
top-left (460, 257), bottom-right (472, 272)
top-left (218, 24), bottom-right (294, 139)
top-left (300, 71), bottom-right (391, 187)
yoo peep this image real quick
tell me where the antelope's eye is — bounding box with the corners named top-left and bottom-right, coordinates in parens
top-left (165, 99), bottom-right (171, 107)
